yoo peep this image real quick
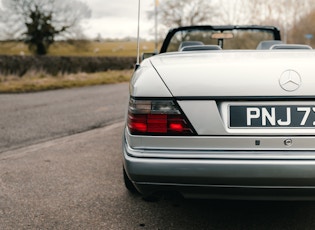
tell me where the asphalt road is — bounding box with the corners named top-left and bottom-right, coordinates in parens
top-left (2, 83), bottom-right (315, 229)
top-left (0, 83), bottom-right (129, 153)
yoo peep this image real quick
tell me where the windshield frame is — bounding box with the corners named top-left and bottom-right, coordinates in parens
top-left (159, 25), bottom-right (281, 53)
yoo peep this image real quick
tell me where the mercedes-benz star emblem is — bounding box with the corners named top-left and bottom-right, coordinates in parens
top-left (279, 70), bottom-right (302, 92)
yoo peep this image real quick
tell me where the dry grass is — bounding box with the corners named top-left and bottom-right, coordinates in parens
top-left (0, 40), bottom-right (157, 57)
top-left (0, 40), bottom-right (144, 93)
top-left (0, 69), bottom-right (133, 93)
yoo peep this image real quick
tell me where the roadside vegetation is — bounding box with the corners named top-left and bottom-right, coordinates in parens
top-left (0, 69), bottom-right (133, 93)
top-left (0, 40), bottom-right (154, 93)
top-left (0, 40), bottom-right (155, 57)
top-left (3, 0), bottom-right (315, 93)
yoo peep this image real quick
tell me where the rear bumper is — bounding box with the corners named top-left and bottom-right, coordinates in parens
top-left (123, 140), bottom-right (315, 200)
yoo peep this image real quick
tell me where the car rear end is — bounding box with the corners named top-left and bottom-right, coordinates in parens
top-left (123, 50), bottom-right (315, 200)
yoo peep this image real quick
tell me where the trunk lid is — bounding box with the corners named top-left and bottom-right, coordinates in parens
top-left (150, 51), bottom-right (315, 97)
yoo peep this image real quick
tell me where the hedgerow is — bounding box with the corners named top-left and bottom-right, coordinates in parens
top-left (0, 55), bottom-right (136, 76)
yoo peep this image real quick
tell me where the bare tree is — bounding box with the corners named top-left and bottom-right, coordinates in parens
top-left (147, 0), bottom-right (315, 45)
top-left (0, 0), bottom-right (91, 55)
top-left (154, 0), bottom-right (219, 28)
top-left (289, 7), bottom-right (315, 46)
top-left (219, 0), bottom-right (251, 24)
top-left (244, 0), bottom-right (315, 42)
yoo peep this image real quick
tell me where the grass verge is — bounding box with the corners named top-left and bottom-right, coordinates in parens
top-left (0, 69), bottom-right (133, 93)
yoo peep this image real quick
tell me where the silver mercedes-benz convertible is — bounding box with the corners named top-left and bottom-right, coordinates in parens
top-left (122, 25), bottom-right (315, 200)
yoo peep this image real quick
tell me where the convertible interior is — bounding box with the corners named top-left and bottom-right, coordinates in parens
top-left (178, 40), bottom-right (312, 51)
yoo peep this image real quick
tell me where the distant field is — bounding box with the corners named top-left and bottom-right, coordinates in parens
top-left (0, 40), bottom-right (158, 92)
top-left (0, 40), bottom-right (158, 57)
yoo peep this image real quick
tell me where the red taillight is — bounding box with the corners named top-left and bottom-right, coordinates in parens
top-left (128, 114), bottom-right (147, 132)
top-left (169, 123), bottom-right (183, 132)
top-left (147, 114), bottom-right (167, 133)
top-left (127, 99), bottom-right (195, 135)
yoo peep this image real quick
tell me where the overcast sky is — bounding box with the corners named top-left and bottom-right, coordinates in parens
top-left (82, 0), bottom-right (153, 39)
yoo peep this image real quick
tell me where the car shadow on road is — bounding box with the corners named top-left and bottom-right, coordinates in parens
top-left (119, 191), bottom-right (315, 230)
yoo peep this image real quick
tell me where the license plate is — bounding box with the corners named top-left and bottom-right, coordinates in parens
top-left (229, 105), bottom-right (315, 128)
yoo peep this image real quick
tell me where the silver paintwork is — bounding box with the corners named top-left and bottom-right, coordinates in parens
top-left (123, 137), bottom-right (315, 200)
top-left (125, 129), bottom-right (315, 153)
top-left (124, 49), bottom-right (315, 200)
top-left (130, 59), bottom-right (172, 98)
top-left (139, 51), bottom-right (315, 97)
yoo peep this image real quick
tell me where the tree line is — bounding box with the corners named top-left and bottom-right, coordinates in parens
top-left (1, 0), bottom-right (315, 56)
top-left (0, 0), bottom-right (91, 55)
top-left (153, 0), bottom-right (315, 45)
